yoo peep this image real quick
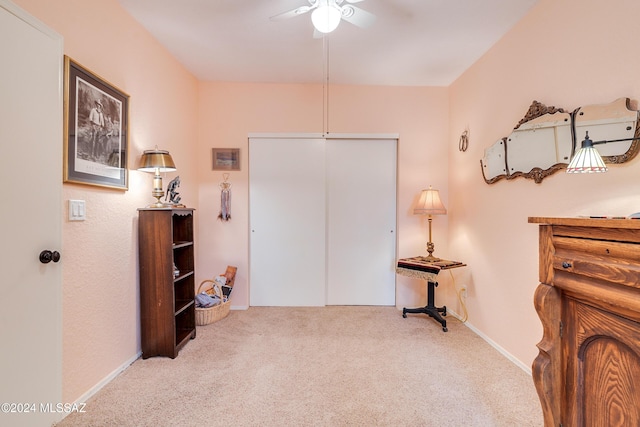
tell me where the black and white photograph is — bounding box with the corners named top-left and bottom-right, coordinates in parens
top-left (64, 56), bottom-right (129, 189)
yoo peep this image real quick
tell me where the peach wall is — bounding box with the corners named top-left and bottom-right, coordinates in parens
top-left (13, 0), bottom-right (199, 403)
top-left (13, 0), bottom-right (628, 407)
top-left (196, 82), bottom-right (450, 310)
top-left (448, 0), bottom-right (640, 368)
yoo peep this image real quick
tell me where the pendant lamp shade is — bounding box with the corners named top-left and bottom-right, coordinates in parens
top-left (566, 132), bottom-right (607, 173)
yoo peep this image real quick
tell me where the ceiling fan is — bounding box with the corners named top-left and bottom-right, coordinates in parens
top-left (271, 0), bottom-right (376, 34)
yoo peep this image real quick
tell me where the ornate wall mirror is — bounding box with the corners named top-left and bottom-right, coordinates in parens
top-left (481, 98), bottom-right (640, 183)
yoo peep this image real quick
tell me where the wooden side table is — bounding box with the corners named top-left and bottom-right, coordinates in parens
top-left (396, 257), bottom-right (466, 332)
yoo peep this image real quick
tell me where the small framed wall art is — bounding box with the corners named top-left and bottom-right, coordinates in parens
top-left (212, 148), bottom-right (240, 171)
top-left (63, 56), bottom-right (129, 190)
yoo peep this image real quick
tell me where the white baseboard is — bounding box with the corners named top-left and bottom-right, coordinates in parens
top-left (448, 309), bottom-right (532, 376)
top-left (66, 351), bottom-right (141, 415)
top-left (230, 305), bottom-right (248, 310)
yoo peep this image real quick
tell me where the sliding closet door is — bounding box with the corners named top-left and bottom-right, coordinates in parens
top-left (326, 139), bottom-right (397, 305)
top-left (249, 138), bottom-right (326, 306)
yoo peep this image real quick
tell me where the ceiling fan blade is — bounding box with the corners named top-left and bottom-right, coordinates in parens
top-left (341, 5), bottom-right (376, 28)
top-left (270, 6), bottom-right (312, 21)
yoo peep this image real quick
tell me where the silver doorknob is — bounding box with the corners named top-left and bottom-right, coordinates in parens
top-left (39, 250), bottom-right (61, 264)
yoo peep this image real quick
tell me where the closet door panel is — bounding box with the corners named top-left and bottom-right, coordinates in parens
top-left (249, 138), bottom-right (326, 306)
top-left (326, 139), bottom-right (397, 305)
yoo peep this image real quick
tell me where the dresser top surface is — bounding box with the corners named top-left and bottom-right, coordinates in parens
top-left (529, 216), bottom-right (640, 229)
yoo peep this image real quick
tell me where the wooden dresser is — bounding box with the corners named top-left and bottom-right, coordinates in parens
top-left (529, 217), bottom-right (640, 427)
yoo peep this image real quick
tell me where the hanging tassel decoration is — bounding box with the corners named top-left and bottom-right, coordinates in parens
top-left (218, 173), bottom-right (231, 221)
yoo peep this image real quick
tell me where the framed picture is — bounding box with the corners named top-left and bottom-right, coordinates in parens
top-left (64, 56), bottom-right (129, 189)
top-left (212, 148), bottom-right (240, 171)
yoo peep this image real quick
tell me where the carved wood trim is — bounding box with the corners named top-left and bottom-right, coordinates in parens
top-left (532, 282), bottom-right (562, 427)
top-left (506, 164), bottom-right (565, 184)
top-left (515, 100), bottom-right (566, 130)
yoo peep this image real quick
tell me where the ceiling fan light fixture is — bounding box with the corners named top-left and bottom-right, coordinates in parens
top-left (311, 3), bottom-right (342, 33)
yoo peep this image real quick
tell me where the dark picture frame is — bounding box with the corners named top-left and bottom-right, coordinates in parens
top-left (64, 56), bottom-right (129, 189)
top-left (212, 148), bottom-right (240, 171)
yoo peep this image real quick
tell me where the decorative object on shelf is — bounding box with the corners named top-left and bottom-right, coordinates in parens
top-left (63, 56), bottom-right (129, 190)
top-left (413, 186), bottom-right (447, 261)
top-left (566, 131), bottom-right (640, 173)
top-left (138, 148), bottom-right (176, 208)
top-left (270, 0), bottom-right (376, 35)
top-left (218, 173), bottom-right (232, 221)
top-left (212, 148), bottom-right (240, 171)
top-left (164, 176), bottom-right (185, 206)
top-left (481, 98), bottom-right (640, 183)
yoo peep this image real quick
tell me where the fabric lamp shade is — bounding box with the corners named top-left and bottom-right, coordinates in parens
top-left (414, 186), bottom-right (447, 216)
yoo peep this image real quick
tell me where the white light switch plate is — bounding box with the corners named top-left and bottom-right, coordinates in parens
top-left (69, 199), bottom-right (86, 221)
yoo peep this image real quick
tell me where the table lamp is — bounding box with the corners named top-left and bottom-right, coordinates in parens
top-left (414, 186), bottom-right (447, 261)
top-left (138, 148), bottom-right (176, 207)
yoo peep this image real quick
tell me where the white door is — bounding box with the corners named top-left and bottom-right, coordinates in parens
top-left (0, 2), bottom-right (63, 425)
top-left (249, 136), bottom-right (397, 307)
top-left (249, 138), bottom-right (326, 306)
top-left (326, 139), bottom-right (396, 305)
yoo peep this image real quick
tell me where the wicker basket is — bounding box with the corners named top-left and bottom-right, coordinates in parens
top-left (195, 279), bottom-right (230, 326)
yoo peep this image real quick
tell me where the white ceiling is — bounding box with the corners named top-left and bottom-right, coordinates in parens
top-left (117, 0), bottom-right (539, 86)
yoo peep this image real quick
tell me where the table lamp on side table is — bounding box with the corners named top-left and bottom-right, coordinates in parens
top-left (414, 186), bottom-right (447, 261)
top-left (138, 148), bottom-right (176, 208)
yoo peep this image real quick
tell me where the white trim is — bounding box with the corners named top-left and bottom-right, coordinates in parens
top-left (60, 351), bottom-right (141, 422)
top-left (248, 132), bottom-right (400, 140)
top-left (1, 0), bottom-right (62, 41)
top-left (324, 133), bottom-right (400, 140)
top-left (448, 309), bottom-right (532, 375)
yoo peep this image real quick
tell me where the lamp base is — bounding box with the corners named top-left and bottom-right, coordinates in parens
top-left (146, 196), bottom-right (168, 208)
top-left (146, 199), bottom-right (186, 209)
top-left (425, 241), bottom-right (440, 262)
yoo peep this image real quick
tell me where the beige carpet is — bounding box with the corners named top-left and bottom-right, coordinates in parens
top-left (57, 306), bottom-right (543, 426)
